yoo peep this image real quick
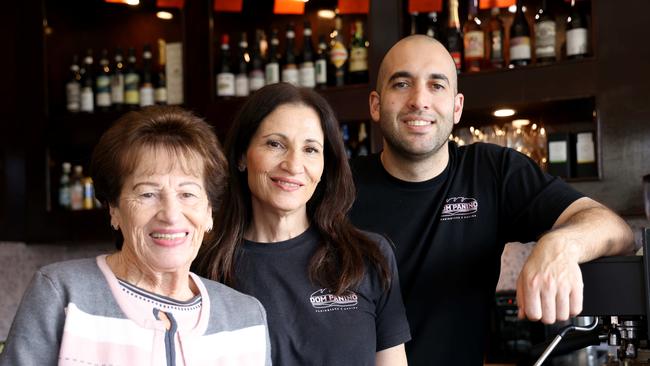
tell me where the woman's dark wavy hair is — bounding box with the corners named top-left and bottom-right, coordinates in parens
top-left (195, 83), bottom-right (390, 294)
top-left (90, 106), bottom-right (228, 249)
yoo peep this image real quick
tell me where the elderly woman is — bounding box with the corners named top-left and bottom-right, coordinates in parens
top-left (195, 83), bottom-right (411, 366)
top-left (0, 107), bottom-right (271, 365)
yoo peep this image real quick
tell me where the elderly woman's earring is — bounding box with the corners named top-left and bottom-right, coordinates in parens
top-left (238, 163), bottom-right (246, 172)
top-left (111, 224), bottom-right (119, 231)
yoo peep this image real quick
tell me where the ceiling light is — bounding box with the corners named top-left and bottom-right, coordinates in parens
top-left (493, 108), bottom-right (515, 117)
top-left (318, 10), bottom-right (336, 19)
top-left (511, 119), bottom-right (530, 128)
top-left (157, 11), bottom-right (173, 20)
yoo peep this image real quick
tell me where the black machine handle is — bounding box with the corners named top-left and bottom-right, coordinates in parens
top-left (532, 318), bottom-right (599, 366)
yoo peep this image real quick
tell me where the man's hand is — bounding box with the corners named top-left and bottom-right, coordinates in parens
top-left (516, 238), bottom-right (584, 323)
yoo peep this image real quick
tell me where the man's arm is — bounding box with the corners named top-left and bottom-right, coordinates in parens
top-left (516, 196), bottom-right (634, 324)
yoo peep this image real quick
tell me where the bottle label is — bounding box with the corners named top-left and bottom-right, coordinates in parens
top-left (249, 70), bottom-right (265, 92)
top-left (83, 181), bottom-right (94, 210)
top-left (566, 28), bottom-right (588, 56)
top-left (548, 141), bottom-right (567, 163)
top-left (217, 73), bottom-right (235, 96)
top-left (96, 92), bottom-right (111, 107)
top-left (71, 183), bottom-right (84, 210)
top-left (330, 42), bottom-right (348, 69)
top-left (315, 59), bottom-right (327, 84)
top-left (450, 52), bottom-right (462, 70)
top-left (265, 63), bottom-right (280, 85)
top-left (281, 67), bottom-right (300, 86)
top-left (66, 81), bottom-right (81, 112)
top-left (490, 30), bottom-right (503, 60)
top-left (510, 36), bottom-right (531, 61)
top-left (235, 74), bottom-right (250, 96)
top-left (155, 87), bottom-right (167, 104)
top-left (535, 20), bottom-right (556, 58)
top-left (139, 86), bottom-right (154, 107)
top-left (349, 47), bottom-right (368, 72)
top-left (80, 87), bottom-right (94, 112)
top-left (299, 63), bottom-right (316, 88)
top-left (124, 73), bottom-right (140, 105)
top-left (576, 132), bottom-right (595, 163)
top-left (464, 31), bottom-right (485, 59)
top-left (110, 74), bottom-right (124, 104)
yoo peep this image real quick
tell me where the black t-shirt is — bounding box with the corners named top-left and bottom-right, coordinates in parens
top-left (349, 142), bottom-right (584, 366)
top-left (233, 227), bottom-right (411, 366)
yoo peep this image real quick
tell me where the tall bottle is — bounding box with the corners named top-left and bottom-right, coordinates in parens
top-left (329, 16), bottom-right (348, 87)
top-left (111, 48), bottom-right (125, 109)
top-left (65, 55), bottom-right (81, 113)
top-left (535, 0), bottom-right (557, 64)
top-left (216, 34), bottom-right (235, 98)
top-left (462, 0), bottom-right (485, 73)
top-left (445, 0), bottom-right (463, 72)
top-left (487, 7), bottom-right (505, 68)
top-left (566, 0), bottom-right (588, 59)
top-left (282, 23), bottom-right (300, 86)
top-left (96, 49), bottom-right (112, 111)
top-left (348, 20), bottom-right (369, 84)
top-left (124, 47), bottom-right (140, 108)
top-left (70, 165), bottom-right (84, 211)
top-left (235, 32), bottom-right (250, 97)
top-left (139, 44), bottom-right (155, 107)
top-left (426, 12), bottom-right (441, 39)
top-left (58, 162), bottom-right (71, 209)
top-left (299, 21), bottom-right (316, 88)
top-left (265, 29), bottom-right (280, 85)
top-left (249, 30), bottom-right (266, 93)
top-left (509, 0), bottom-right (532, 67)
top-left (80, 49), bottom-right (95, 113)
top-left (155, 39), bottom-right (167, 105)
top-left (315, 35), bottom-right (328, 89)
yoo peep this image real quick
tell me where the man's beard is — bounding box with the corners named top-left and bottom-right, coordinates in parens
top-left (380, 115), bottom-right (454, 162)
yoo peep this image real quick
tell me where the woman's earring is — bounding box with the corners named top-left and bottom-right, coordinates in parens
top-left (238, 163), bottom-right (246, 172)
top-left (206, 226), bottom-right (213, 233)
top-left (111, 224), bottom-right (119, 231)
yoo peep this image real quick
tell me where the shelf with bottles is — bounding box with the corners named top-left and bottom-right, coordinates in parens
top-left (454, 96), bottom-right (599, 181)
top-left (407, 0), bottom-right (594, 75)
top-left (212, 1), bottom-right (370, 101)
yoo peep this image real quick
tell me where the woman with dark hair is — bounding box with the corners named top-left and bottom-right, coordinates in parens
top-left (195, 83), bottom-right (410, 365)
top-left (0, 106), bottom-right (271, 366)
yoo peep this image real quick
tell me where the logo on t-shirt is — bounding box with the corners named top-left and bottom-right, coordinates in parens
top-left (309, 288), bottom-right (358, 313)
top-left (441, 197), bottom-right (478, 220)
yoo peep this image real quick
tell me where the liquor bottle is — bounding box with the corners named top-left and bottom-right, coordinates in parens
top-left (96, 49), bottom-right (112, 111)
top-left (139, 44), bottom-right (155, 107)
top-left (315, 35), bottom-right (328, 89)
top-left (299, 21), bottom-right (316, 88)
top-left (83, 177), bottom-right (95, 210)
top-left (566, 0), bottom-right (588, 59)
top-left (535, 0), bottom-right (557, 64)
top-left (462, 0), bottom-right (484, 73)
top-left (348, 20), bottom-right (369, 84)
top-left (235, 32), bottom-right (250, 97)
top-left (65, 55), bottom-right (81, 113)
top-left (216, 33), bottom-right (235, 98)
top-left (265, 29), bottom-right (280, 85)
top-left (426, 12), bottom-right (441, 39)
top-left (487, 7), bottom-right (505, 69)
top-left (282, 23), bottom-right (300, 86)
top-left (111, 48), bottom-right (125, 109)
top-left (124, 47), bottom-right (140, 108)
top-left (58, 162), bottom-right (71, 209)
top-left (70, 165), bottom-right (84, 211)
top-left (249, 30), bottom-right (265, 92)
top-left (329, 16), bottom-right (348, 87)
top-left (509, 0), bottom-right (532, 67)
top-left (80, 49), bottom-right (95, 113)
top-left (445, 0), bottom-right (463, 72)
top-left (155, 39), bottom-right (167, 105)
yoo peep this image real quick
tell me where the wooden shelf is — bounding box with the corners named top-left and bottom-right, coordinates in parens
top-left (28, 208), bottom-right (113, 243)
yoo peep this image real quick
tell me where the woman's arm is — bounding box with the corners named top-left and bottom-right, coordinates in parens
top-left (376, 344), bottom-right (408, 366)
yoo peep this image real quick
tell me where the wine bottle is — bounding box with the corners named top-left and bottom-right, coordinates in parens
top-left (566, 0), bottom-right (588, 59)
top-left (80, 49), bottom-right (95, 113)
top-left (509, 0), bottom-right (531, 67)
top-left (315, 35), bottom-right (328, 89)
top-left (96, 49), bottom-right (112, 111)
top-left (445, 0), bottom-right (463, 72)
top-left (348, 20), bottom-right (369, 84)
top-left (124, 47), bottom-right (140, 108)
top-left (235, 32), bottom-right (250, 97)
top-left (249, 30), bottom-right (265, 93)
top-left (110, 48), bottom-right (125, 109)
top-left (535, 0), bottom-right (557, 64)
top-left (282, 23), bottom-right (299, 86)
top-left (265, 29), bottom-right (280, 85)
top-left (216, 33), bottom-right (235, 98)
top-left (139, 44), bottom-right (155, 107)
top-left (155, 39), bottom-right (167, 105)
top-left (462, 0), bottom-right (484, 73)
top-left (299, 21), bottom-right (316, 88)
top-left (487, 7), bottom-right (505, 69)
top-left (426, 12), bottom-right (441, 39)
top-left (329, 16), bottom-right (348, 86)
top-left (65, 55), bottom-right (81, 113)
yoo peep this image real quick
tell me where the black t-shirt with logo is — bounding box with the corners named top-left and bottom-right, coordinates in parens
top-left (349, 142), bottom-right (583, 366)
top-left (233, 227), bottom-right (411, 366)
